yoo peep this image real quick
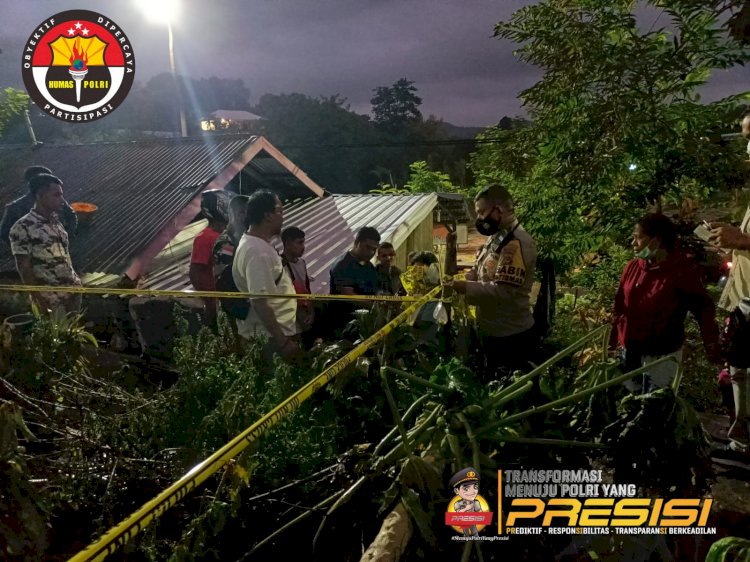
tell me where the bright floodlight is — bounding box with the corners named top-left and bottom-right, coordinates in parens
top-left (136, 0), bottom-right (180, 24)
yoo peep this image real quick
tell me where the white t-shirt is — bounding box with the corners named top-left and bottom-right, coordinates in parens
top-left (232, 233), bottom-right (297, 339)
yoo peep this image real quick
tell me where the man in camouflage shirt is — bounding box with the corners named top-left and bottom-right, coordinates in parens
top-left (0, 165), bottom-right (77, 249)
top-left (10, 174), bottom-right (81, 313)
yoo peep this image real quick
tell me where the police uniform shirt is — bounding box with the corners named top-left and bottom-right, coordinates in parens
top-left (465, 219), bottom-right (537, 338)
top-left (453, 498), bottom-right (482, 512)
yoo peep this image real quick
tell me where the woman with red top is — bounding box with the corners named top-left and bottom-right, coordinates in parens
top-left (610, 213), bottom-right (721, 393)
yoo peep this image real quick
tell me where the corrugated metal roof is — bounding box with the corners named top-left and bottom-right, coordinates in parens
top-left (140, 219), bottom-right (207, 291)
top-left (141, 194), bottom-right (438, 293)
top-left (0, 135), bottom-right (324, 276)
top-left (286, 194), bottom-right (438, 290)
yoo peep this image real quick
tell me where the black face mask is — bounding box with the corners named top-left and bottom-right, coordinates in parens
top-left (475, 210), bottom-right (501, 236)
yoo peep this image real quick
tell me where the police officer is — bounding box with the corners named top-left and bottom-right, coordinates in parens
top-left (450, 467), bottom-right (483, 536)
top-left (450, 184), bottom-right (537, 381)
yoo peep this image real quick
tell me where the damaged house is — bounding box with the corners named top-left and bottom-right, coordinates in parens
top-left (0, 135), bottom-right (438, 355)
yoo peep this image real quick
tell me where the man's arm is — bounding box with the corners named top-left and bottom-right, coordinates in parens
top-left (708, 222), bottom-right (750, 251)
top-left (462, 278), bottom-right (522, 306)
top-left (330, 261), bottom-right (355, 295)
top-left (15, 255), bottom-right (35, 285)
top-left (10, 221), bottom-right (32, 282)
top-left (11, 222), bottom-right (48, 310)
top-left (455, 240), bottom-right (536, 306)
top-left (189, 233), bottom-right (215, 291)
top-left (302, 259), bottom-right (312, 292)
top-left (609, 261), bottom-right (632, 350)
top-left (244, 251), bottom-right (298, 356)
top-left (14, 255), bottom-right (49, 310)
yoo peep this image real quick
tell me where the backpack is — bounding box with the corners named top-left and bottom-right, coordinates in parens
top-left (215, 261), bottom-right (284, 320)
top-left (216, 265), bottom-right (249, 320)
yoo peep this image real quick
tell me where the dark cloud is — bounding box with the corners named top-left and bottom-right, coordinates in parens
top-left (0, 0), bottom-right (746, 127)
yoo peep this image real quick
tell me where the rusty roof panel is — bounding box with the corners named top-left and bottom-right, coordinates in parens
top-left (0, 135), bottom-right (322, 276)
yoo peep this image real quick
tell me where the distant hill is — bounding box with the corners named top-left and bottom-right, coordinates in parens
top-left (438, 122), bottom-right (486, 139)
top-left (436, 116), bottom-right (530, 139)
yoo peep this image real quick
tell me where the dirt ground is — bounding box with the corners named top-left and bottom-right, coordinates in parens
top-left (456, 227), bottom-right (485, 268)
top-left (699, 413), bottom-right (750, 539)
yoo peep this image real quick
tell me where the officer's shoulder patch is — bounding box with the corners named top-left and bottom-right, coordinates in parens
top-left (494, 240), bottom-right (526, 287)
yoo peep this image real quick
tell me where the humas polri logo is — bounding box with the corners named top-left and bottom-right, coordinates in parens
top-left (22, 10), bottom-right (135, 122)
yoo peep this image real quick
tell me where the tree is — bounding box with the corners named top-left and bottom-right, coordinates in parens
top-left (725, 0), bottom-right (750, 43)
top-left (126, 73), bottom-right (251, 135)
top-left (471, 0), bottom-right (750, 272)
top-left (497, 116), bottom-right (531, 131)
top-left (370, 78), bottom-right (423, 133)
top-left (252, 93), bottom-right (468, 194)
top-left (2, 75), bottom-right (253, 143)
top-left (253, 93), bottom-right (383, 193)
top-left (372, 161), bottom-right (458, 194)
top-left (369, 80), bottom-right (466, 189)
top-left (0, 88), bottom-right (30, 139)
top-left (191, 76), bottom-right (251, 112)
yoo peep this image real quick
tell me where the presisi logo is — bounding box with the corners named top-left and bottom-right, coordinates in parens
top-left (497, 469), bottom-right (714, 536)
top-left (502, 498), bottom-right (713, 529)
top-left (22, 10), bottom-right (135, 123)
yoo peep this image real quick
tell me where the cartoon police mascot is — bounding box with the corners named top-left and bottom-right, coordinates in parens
top-left (450, 467), bottom-right (483, 536)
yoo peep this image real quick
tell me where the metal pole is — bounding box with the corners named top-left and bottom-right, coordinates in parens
top-left (23, 109), bottom-right (38, 146)
top-left (168, 23), bottom-right (188, 138)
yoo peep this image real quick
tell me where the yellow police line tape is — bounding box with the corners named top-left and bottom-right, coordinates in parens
top-left (67, 285), bottom-right (442, 562)
top-left (0, 284), bottom-right (426, 303)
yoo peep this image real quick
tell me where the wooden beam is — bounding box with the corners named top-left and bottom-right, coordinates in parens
top-left (125, 136), bottom-right (325, 280)
top-left (255, 137), bottom-right (326, 198)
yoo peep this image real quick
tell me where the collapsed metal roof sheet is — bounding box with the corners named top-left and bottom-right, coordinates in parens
top-left (0, 135), bottom-right (324, 276)
top-left (140, 193), bottom-right (438, 293)
top-left (284, 194), bottom-right (438, 290)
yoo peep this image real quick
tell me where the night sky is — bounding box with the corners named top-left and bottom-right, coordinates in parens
top-left (1, 0), bottom-right (747, 127)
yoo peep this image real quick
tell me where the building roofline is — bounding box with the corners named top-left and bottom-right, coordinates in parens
top-left (0, 133), bottom-right (262, 150)
top-left (124, 136), bottom-right (324, 279)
